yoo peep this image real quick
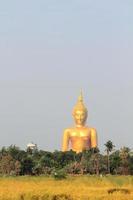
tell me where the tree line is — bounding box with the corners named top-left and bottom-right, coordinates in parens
top-left (0, 141), bottom-right (132, 176)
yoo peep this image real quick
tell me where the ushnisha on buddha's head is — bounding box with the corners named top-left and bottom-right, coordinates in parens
top-left (72, 92), bottom-right (88, 127)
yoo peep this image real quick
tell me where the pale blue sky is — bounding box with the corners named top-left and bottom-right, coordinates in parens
top-left (0, 1), bottom-right (133, 151)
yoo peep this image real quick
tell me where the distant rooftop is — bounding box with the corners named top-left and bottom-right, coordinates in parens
top-left (27, 142), bottom-right (37, 149)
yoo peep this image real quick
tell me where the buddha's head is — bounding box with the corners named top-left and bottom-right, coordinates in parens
top-left (72, 92), bottom-right (88, 127)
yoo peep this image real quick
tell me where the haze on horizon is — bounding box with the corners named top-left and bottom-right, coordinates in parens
top-left (0, 1), bottom-right (133, 152)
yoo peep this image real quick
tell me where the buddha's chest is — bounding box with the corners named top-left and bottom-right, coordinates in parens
top-left (69, 128), bottom-right (91, 138)
top-left (69, 129), bottom-right (91, 147)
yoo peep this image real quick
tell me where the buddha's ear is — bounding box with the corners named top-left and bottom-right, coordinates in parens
top-left (84, 112), bottom-right (88, 121)
top-left (86, 112), bottom-right (88, 118)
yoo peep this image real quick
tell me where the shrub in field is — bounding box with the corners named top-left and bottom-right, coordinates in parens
top-left (30, 194), bottom-right (72, 200)
top-left (108, 188), bottom-right (130, 194)
top-left (52, 169), bottom-right (67, 180)
top-left (51, 194), bottom-right (72, 200)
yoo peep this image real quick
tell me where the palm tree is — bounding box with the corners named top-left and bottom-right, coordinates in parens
top-left (104, 140), bottom-right (115, 174)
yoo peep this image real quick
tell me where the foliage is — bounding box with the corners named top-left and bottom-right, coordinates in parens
top-left (119, 147), bottom-right (130, 175)
top-left (0, 154), bottom-right (15, 175)
top-left (110, 150), bottom-right (121, 174)
top-left (0, 142), bottom-right (132, 176)
top-left (104, 140), bottom-right (115, 174)
top-left (52, 169), bottom-right (67, 180)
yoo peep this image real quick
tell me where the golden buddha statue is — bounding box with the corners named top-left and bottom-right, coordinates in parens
top-left (62, 92), bottom-right (97, 153)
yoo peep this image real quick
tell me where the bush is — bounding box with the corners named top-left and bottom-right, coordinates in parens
top-left (52, 169), bottom-right (67, 180)
top-left (51, 194), bottom-right (72, 200)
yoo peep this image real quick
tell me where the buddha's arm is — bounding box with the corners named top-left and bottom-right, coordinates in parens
top-left (62, 129), bottom-right (70, 151)
top-left (90, 128), bottom-right (98, 148)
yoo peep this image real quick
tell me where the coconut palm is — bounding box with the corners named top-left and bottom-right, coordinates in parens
top-left (104, 140), bottom-right (115, 174)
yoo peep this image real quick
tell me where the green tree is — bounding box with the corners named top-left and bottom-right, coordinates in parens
top-left (7, 145), bottom-right (20, 160)
top-left (21, 156), bottom-right (34, 175)
top-left (53, 150), bottom-right (76, 169)
top-left (104, 140), bottom-right (115, 174)
top-left (129, 151), bottom-right (133, 175)
top-left (119, 147), bottom-right (130, 175)
top-left (110, 150), bottom-right (121, 174)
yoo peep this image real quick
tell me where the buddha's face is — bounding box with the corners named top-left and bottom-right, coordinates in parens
top-left (73, 110), bottom-right (87, 126)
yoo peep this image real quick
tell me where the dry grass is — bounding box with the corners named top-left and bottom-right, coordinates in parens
top-left (0, 175), bottom-right (133, 200)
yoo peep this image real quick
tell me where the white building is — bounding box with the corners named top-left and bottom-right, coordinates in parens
top-left (27, 142), bottom-right (37, 150)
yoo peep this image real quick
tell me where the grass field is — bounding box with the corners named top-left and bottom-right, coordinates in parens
top-left (0, 175), bottom-right (133, 200)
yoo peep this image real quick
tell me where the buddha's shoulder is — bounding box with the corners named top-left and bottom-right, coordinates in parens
top-left (63, 127), bottom-right (96, 132)
top-left (63, 127), bottom-right (75, 133)
top-left (63, 128), bottom-right (73, 137)
top-left (63, 127), bottom-right (80, 135)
